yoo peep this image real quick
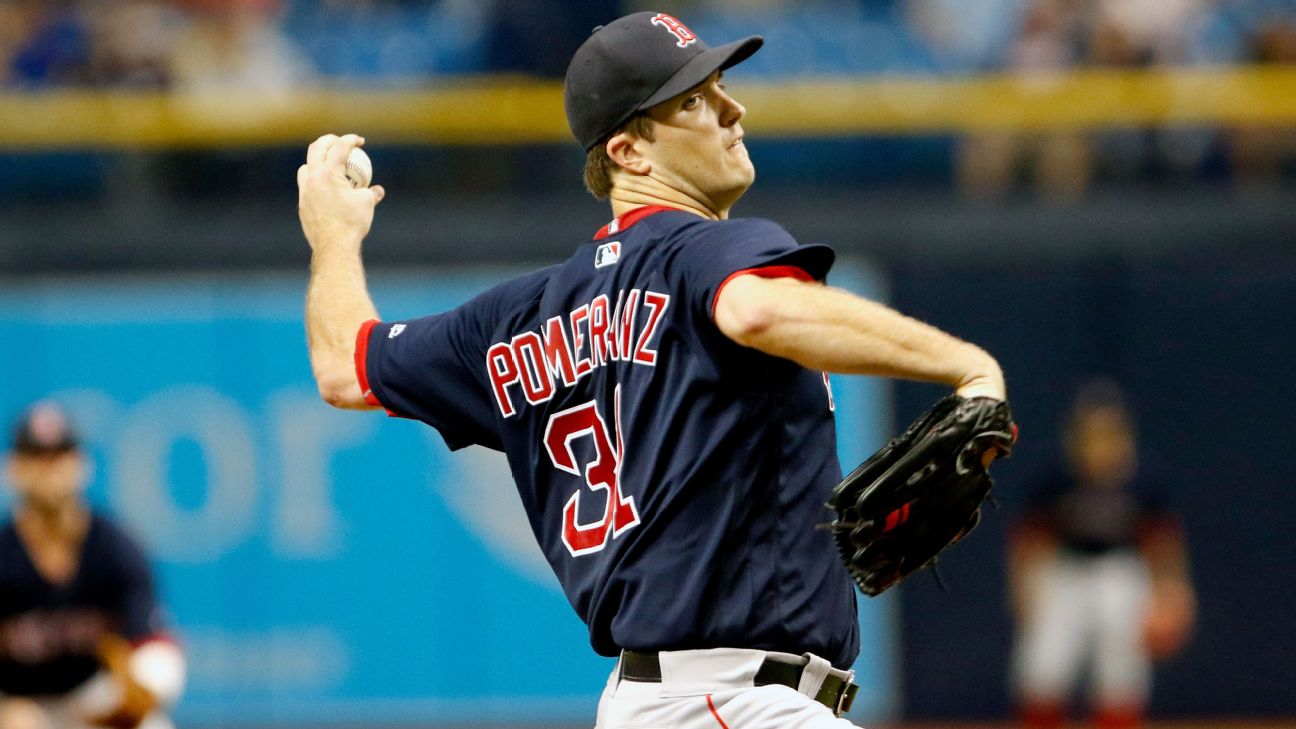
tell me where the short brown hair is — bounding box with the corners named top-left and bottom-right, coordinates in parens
top-left (582, 114), bottom-right (656, 199)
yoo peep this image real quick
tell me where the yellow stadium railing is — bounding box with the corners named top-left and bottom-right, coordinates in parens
top-left (4, 66), bottom-right (1296, 149)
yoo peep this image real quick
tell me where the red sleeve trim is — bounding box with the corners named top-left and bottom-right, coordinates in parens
top-left (354, 319), bottom-right (382, 408)
top-left (710, 264), bottom-right (814, 319)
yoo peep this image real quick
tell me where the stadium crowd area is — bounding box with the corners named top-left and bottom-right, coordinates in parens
top-left (3, 0), bottom-right (1294, 86)
top-left (2, 0), bottom-right (1295, 198)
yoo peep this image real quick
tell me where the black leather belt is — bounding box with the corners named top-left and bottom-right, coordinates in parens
top-left (619, 650), bottom-right (858, 716)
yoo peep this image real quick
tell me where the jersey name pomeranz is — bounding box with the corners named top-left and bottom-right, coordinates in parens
top-left (360, 206), bottom-right (860, 668)
top-left (482, 284), bottom-right (671, 420)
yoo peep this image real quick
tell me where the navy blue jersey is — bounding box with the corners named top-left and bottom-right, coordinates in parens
top-left (360, 206), bottom-right (860, 668)
top-left (0, 513), bottom-right (165, 696)
top-left (1022, 461), bottom-right (1177, 556)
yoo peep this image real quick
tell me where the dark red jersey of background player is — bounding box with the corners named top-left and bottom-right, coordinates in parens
top-left (0, 513), bottom-right (165, 695)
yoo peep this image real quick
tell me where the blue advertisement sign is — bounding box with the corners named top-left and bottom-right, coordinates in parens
top-left (0, 264), bottom-right (895, 726)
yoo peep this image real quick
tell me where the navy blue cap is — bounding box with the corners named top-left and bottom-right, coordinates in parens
top-left (564, 12), bottom-right (763, 150)
top-left (11, 401), bottom-right (80, 454)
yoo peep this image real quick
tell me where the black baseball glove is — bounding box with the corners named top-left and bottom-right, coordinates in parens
top-left (826, 394), bottom-right (1017, 596)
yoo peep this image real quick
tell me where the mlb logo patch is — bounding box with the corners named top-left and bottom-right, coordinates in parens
top-left (595, 241), bottom-right (621, 269)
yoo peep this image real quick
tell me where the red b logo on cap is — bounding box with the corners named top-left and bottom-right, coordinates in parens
top-left (651, 13), bottom-right (698, 48)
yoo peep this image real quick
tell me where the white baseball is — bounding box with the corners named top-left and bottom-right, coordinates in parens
top-left (345, 147), bottom-right (372, 189)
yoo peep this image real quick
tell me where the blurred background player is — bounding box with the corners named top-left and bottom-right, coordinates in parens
top-left (1008, 380), bottom-right (1196, 729)
top-left (0, 402), bottom-right (185, 729)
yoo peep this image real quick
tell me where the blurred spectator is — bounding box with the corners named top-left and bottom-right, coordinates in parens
top-left (84, 1), bottom-right (179, 88)
top-left (0, 2), bottom-right (32, 85)
top-left (957, 0), bottom-right (1094, 201)
top-left (2, 0), bottom-right (209, 90)
top-left (1089, 0), bottom-right (1208, 66)
top-left (1008, 380), bottom-right (1196, 729)
top-left (3, 0), bottom-right (93, 87)
top-left (1088, 0), bottom-right (1217, 185)
top-left (168, 0), bottom-right (312, 92)
top-left (956, 0), bottom-right (1224, 201)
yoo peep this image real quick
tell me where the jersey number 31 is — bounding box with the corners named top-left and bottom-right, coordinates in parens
top-left (543, 386), bottom-right (640, 557)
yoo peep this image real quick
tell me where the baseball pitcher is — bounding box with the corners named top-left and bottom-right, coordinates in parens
top-left (299, 12), bottom-right (1014, 728)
